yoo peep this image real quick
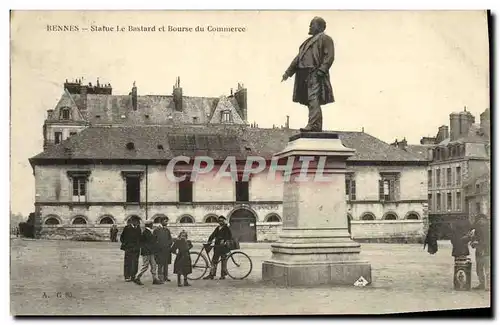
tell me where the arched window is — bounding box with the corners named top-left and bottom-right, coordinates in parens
top-left (406, 213), bottom-right (420, 220)
top-left (99, 216), bottom-right (115, 225)
top-left (179, 215), bottom-right (195, 223)
top-left (265, 214), bottom-right (282, 222)
top-left (361, 213), bottom-right (375, 221)
top-left (205, 215), bottom-right (218, 223)
top-left (72, 216), bottom-right (87, 225)
top-left (45, 217), bottom-right (60, 225)
top-left (384, 213), bottom-right (398, 220)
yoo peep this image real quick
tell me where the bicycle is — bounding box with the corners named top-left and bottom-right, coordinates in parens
top-left (187, 243), bottom-right (253, 280)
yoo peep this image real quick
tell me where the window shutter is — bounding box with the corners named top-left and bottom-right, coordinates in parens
top-left (379, 180), bottom-right (384, 200)
top-left (389, 179), bottom-right (395, 200)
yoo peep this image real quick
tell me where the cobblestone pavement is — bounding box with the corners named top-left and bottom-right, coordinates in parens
top-left (10, 239), bottom-right (490, 315)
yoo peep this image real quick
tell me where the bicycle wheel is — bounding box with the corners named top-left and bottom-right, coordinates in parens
top-left (225, 251), bottom-right (253, 280)
top-left (187, 251), bottom-right (209, 280)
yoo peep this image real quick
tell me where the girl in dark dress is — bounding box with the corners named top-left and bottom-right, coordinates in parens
top-left (171, 230), bottom-right (193, 287)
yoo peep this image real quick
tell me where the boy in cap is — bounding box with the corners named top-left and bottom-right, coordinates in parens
top-left (134, 220), bottom-right (162, 285)
top-left (203, 215), bottom-right (233, 280)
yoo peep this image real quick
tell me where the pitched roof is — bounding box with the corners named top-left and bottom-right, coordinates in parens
top-left (46, 93), bottom-right (244, 125)
top-left (30, 125), bottom-right (429, 163)
top-left (405, 145), bottom-right (432, 160)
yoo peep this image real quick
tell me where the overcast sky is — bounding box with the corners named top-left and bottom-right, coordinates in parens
top-left (10, 10), bottom-right (489, 215)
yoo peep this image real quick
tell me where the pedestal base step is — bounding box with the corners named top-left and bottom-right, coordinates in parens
top-left (262, 260), bottom-right (372, 287)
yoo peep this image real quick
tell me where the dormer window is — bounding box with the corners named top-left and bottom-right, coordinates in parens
top-left (61, 108), bottom-right (70, 120)
top-left (221, 110), bottom-right (231, 123)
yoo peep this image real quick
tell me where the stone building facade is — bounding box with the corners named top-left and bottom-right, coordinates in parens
top-left (30, 78), bottom-right (430, 243)
top-left (419, 108), bottom-right (490, 238)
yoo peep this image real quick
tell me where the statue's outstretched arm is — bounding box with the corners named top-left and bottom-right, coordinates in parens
top-left (285, 55), bottom-right (299, 77)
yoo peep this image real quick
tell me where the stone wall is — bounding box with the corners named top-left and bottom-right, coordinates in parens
top-left (351, 220), bottom-right (425, 243)
top-left (39, 220), bottom-right (424, 243)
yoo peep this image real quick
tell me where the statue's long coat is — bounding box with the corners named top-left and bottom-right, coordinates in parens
top-left (285, 32), bottom-right (335, 106)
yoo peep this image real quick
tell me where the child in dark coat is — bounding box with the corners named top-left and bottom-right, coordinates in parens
top-left (171, 230), bottom-right (193, 287)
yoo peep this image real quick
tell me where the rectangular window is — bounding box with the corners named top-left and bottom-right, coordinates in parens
top-left (178, 179), bottom-right (193, 203)
top-left (72, 177), bottom-right (87, 202)
top-left (436, 169), bottom-right (441, 187)
top-left (436, 193), bottom-right (441, 211)
top-left (221, 111), bottom-right (231, 123)
top-left (62, 109), bottom-right (70, 119)
top-left (345, 178), bottom-right (356, 201)
top-left (456, 166), bottom-right (461, 185)
top-left (55, 132), bottom-right (63, 144)
top-left (379, 178), bottom-right (396, 201)
top-left (476, 202), bottom-right (481, 214)
top-left (235, 181), bottom-right (249, 202)
top-left (446, 168), bottom-right (452, 186)
top-left (456, 191), bottom-right (461, 211)
top-left (126, 177), bottom-right (140, 203)
top-left (428, 193), bottom-right (433, 211)
top-left (428, 170), bottom-right (432, 188)
top-left (447, 192), bottom-right (452, 211)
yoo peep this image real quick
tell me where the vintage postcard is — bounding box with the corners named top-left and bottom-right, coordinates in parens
top-left (10, 10), bottom-right (491, 316)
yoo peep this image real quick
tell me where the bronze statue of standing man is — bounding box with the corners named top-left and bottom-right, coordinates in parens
top-left (281, 17), bottom-right (335, 132)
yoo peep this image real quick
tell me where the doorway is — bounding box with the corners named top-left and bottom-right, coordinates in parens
top-left (229, 208), bottom-right (257, 243)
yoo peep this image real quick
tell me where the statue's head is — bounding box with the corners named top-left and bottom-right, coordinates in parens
top-left (309, 17), bottom-right (326, 35)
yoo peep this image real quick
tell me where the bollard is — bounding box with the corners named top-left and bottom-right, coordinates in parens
top-left (453, 256), bottom-right (472, 291)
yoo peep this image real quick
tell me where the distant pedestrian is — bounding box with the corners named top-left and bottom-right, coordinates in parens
top-left (134, 220), bottom-right (162, 286)
top-left (110, 225), bottom-right (119, 242)
top-left (423, 221), bottom-right (439, 255)
top-left (120, 219), bottom-right (141, 282)
top-left (171, 230), bottom-right (193, 287)
top-left (470, 214), bottom-right (490, 291)
top-left (153, 217), bottom-right (173, 283)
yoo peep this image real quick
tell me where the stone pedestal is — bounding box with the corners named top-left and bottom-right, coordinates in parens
top-left (262, 132), bottom-right (372, 286)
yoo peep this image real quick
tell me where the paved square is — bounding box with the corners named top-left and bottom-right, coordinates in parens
top-left (10, 238), bottom-right (490, 315)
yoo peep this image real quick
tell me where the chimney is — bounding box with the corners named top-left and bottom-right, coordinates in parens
top-left (480, 108), bottom-right (490, 138)
top-left (234, 83), bottom-right (247, 122)
top-left (285, 115), bottom-right (290, 129)
top-left (420, 136), bottom-right (436, 145)
top-left (449, 112), bottom-right (461, 141)
top-left (399, 137), bottom-right (407, 150)
top-left (438, 125), bottom-right (449, 140)
top-left (459, 109), bottom-right (475, 138)
top-left (131, 81), bottom-right (137, 110)
top-left (79, 83), bottom-right (87, 111)
top-left (46, 109), bottom-right (54, 119)
top-left (173, 77), bottom-right (183, 112)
